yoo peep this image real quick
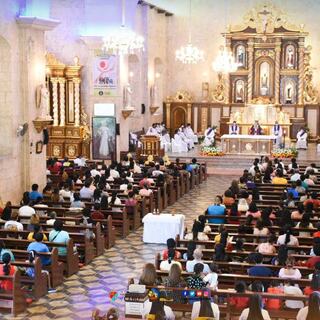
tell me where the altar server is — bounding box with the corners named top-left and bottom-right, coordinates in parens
top-left (185, 123), bottom-right (198, 143)
top-left (229, 121), bottom-right (239, 135)
top-left (249, 120), bottom-right (262, 135)
top-left (296, 127), bottom-right (308, 149)
top-left (271, 121), bottom-right (283, 147)
top-left (160, 130), bottom-right (171, 152)
top-left (203, 125), bottom-right (216, 147)
top-left (173, 129), bottom-right (188, 152)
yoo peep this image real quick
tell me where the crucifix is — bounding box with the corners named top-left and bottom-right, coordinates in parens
top-left (258, 6), bottom-right (271, 33)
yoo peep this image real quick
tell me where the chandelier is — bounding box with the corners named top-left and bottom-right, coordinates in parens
top-left (102, 0), bottom-right (144, 55)
top-left (175, 0), bottom-right (204, 64)
top-left (212, 46), bottom-right (239, 73)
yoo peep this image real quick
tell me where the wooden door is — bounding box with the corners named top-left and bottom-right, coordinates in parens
top-left (172, 107), bottom-right (186, 132)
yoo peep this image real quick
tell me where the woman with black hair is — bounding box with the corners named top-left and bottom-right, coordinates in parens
top-left (297, 291), bottom-right (320, 320)
top-left (159, 247), bottom-right (182, 271)
top-left (0, 240), bottom-right (14, 262)
top-left (304, 271), bottom-right (320, 296)
top-left (0, 253), bottom-right (16, 291)
top-left (278, 209), bottom-right (295, 228)
top-left (184, 220), bottom-right (209, 241)
top-left (246, 202), bottom-right (261, 218)
top-left (100, 195), bottom-right (109, 210)
top-left (238, 215), bottom-right (254, 234)
top-left (1, 202), bottom-right (12, 221)
top-left (296, 214), bottom-right (314, 237)
top-left (182, 241), bottom-right (196, 260)
top-left (228, 202), bottom-right (241, 224)
top-left (142, 300), bottom-right (175, 320)
top-left (93, 188), bottom-right (102, 203)
top-left (239, 294), bottom-right (271, 320)
top-left (214, 243), bottom-right (228, 261)
top-left (272, 244), bottom-right (288, 266)
top-left (108, 191), bottom-right (121, 205)
top-left (277, 226), bottom-right (299, 246)
top-left (261, 208), bottom-right (273, 227)
top-left (191, 297), bottom-right (220, 320)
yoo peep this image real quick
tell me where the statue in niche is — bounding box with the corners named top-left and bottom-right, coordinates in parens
top-left (236, 45), bottom-right (246, 67)
top-left (285, 82), bottom-right (294, 104)
top-left (36, 84), bottom-right (52, 120)
top-left (285, 45), bottom-right (295, 69)
top-left (235, 80), bottom-right (245, 103)
top-left (123, 83), bottom-right (133, 109)
top-left (260, 62), bottom-right (270, 96)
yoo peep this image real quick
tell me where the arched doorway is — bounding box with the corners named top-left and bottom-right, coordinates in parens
top-left (172, 107), bottom-right (186, 132)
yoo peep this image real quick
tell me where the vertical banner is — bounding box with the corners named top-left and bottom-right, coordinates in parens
top-left (93, 50), bottom-right (118, 96)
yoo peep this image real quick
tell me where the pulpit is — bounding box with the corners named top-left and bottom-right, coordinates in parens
top-left (138, 135), bottom-right (164, 157)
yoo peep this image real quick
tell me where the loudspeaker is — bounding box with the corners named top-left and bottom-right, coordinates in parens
top-left (43, 128), bottom-right (49, 145)
top-left (116, 123), bottom-right (120, 135)
top-left (141, 103), bottom-right (145, 114)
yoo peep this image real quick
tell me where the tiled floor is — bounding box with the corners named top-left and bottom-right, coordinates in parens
top-left (4, 175), bottom-right (235, 320)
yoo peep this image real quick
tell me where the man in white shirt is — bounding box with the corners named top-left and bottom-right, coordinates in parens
top-left (283, 281), bottom-right (304, 309)
top-left (229, 121), bottom-right (239, 135)
top-left (179, 126), bottom-right (194, 149)
top-left (109, 165), bottom-right (120, 178)
top-left (202, 125), bottom-right (216, 147)
top-left (290, 169), bottom-right (301, 182)
top-left (160, 130), bottom-right (171, 152)
top-left (18, 205), bottom-right (35, 219)
top-left (152, 165), bottom-right (163, 177)
top-left (186, 249), bottom-right (210, 273)
top-left (80, 181), bottom-right (94, 199)
top-left (272, 121), bottom-right (283, 147)
top-left (74, 155), bottom-right (86, 167)
top-left (296, 127), bottom-right (308, 149)
top-left (4, 212), bottom-right (23, 231)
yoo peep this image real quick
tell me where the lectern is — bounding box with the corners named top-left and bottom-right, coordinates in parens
top-left (138, 135), bottom-right (164, 157)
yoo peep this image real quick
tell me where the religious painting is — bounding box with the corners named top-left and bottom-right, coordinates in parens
top-left (234, 79), bottom-right (245, 103)
top-left (92, 116), bottom-right (116, 160)
top-left (284, 44), bottom-right (296, 69)
top-left (235, 44), bottom-right (246, 68)
top-left (280, 76), bottom-right (298, 105)
top-left (36, 141), bottom-right (43, 154)
top-left (93, 50), bottom-right (118, 97)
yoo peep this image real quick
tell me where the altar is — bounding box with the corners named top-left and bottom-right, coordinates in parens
top-left (221, 134), bottom-right (276, 155)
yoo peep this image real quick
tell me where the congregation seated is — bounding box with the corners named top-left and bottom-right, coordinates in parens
top-left (4, 211), bottom-right (23, 231)
top-left (186, 249), bottom-right (210, 273)
top-left (27, 233), bottom-right (51, 266)
top-left (206, 196), bottom-right (226, 224)
top-left (49, 220), bottom-right (70, 256)
top-left (239, 294), bottom-right (271, 320)
top-left (191, 297), bottom-right (220, 320)
top-left (0, 253), bottom-right (16, 290)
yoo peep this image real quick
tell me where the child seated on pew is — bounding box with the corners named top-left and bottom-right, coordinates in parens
top-left (27, 224), bottom-right (48, 241)
top-left (0, 253), bottom-right (16, 290)
top-left (283, 279), bottom-right (304, 309)
top-left (229, 281), bottom-right (249, 310)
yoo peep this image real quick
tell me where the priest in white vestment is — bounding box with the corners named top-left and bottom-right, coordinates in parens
top-left (202, 126), bottom-right (216, 147)
top-left (271, 121), bottom-right (283, 147)
top-left (229, 121), bottom-right (239, 135)
top-left (160, 130), bottom-right (171, 152)
top-left (172, 129), bottom-right (188, 152)
top-left (296, 128), bottom-right (308, 149)
top-left (146, 124), bottom-right (160, 136)
top-left (179, 126), bottom-right (194, 149)
top-left (184, 123), bottom-right (198, 143)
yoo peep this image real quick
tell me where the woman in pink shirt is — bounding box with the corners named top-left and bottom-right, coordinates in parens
top-left (139, 184), bottom-right (153, 197)
top-left (245, 202), bottom-right (261, 218)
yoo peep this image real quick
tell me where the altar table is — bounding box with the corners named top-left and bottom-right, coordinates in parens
top-left (142, 213), bottom-right (185, 244)
top-left (221, 134), bottom-right (277, 156)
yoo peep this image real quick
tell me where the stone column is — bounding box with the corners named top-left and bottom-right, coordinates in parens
top-left (274, 41), bottom-right (281, 105)
top-left (51, 78), bottom-right (59, 126)
top-left (298, 39), bottom-right (305, 105)
top-left (187, 103), bottom-right (192, 124)
top-left (247, 39), bottom-right (254, 102)
top-left (73, 78), bottom-right (81, 127)
top-left (58, 77), bottom-right (66, 126)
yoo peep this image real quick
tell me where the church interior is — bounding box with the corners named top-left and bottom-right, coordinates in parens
top-left (1, 0), bottom-right (320, 319)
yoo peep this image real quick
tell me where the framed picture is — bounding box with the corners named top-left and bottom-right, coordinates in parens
top-left (92, 116), bottom-right (116, 160)
top-left (36, 141), bottom-right (43, 154)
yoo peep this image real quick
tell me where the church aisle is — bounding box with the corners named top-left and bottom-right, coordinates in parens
top-left (3, 175), bottom-right (234, 320)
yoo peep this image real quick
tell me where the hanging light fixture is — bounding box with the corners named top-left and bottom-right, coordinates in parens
top-left (212, 46), bottom-right (239, 73)
top-left (102, 0), bottom-right (144, 55)
top-left (175, 0), bottom-right (204, 64)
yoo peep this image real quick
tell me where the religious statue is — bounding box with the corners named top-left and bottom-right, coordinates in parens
top-left (211, 73), bottom-right (226, 103)
top-left (123, 83), bottom-right (134, 109)
top-left (285, 83), bottom-right (293, 103)
top-left (236, 45), bottom-right (245, 66)
top-left (36, 84), bottom-right (52, 120)
top-left (235, 80), bottom-right (245, 102)
top-left (286, 45), bottom-right (295, 69)
top-left (80, 110), bottom-right (91, 144)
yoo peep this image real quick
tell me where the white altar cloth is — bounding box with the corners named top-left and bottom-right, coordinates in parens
top-left (221, 134), bottom-right (277, 140)
top-left (142, 213), bottom-right (185, 244)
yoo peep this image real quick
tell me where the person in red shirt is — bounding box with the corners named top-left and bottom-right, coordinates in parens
top-left (162, 238), bottom-right (181, 260)
top-left (266, 280), bottom-right (283, 309)
top-left (229, 281), bottom-right (249, 309)
top-left (90, 203), bottom-right (104, 220)
top-left (139, 174), bottom-right (151, 189)
top-left (125, 191), bottom-right (137, 215)
top-left (304, 192), bottom-right (320, 209)
top-left (313, 223), bottom-right (320, 239)
top-left (307, 245), bottom-right (320, 269)
top-left (0, 253), bottom-right (16, 291)
top-left (304, 270), bottom-right (320, 296)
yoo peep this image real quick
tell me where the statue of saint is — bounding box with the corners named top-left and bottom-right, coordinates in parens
top-left (123, 83), bottom-right (133, 109)
top-left (286, 46), bottom-right (294, 69)
top-left (262, 73), bottom-right (268, 88)
top-left (36, 84), bottom-right (52, 120)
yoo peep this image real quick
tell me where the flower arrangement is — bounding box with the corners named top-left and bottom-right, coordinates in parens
top-left (200, 146), bottom-right (225, 157)
top-left (271, 147), bottom-right (298, 158)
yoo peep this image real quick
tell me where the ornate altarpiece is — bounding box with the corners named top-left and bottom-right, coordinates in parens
top-left (165, 4), bottom-right (319, 139)
top-left (45, 53), bottom-right (90, 159)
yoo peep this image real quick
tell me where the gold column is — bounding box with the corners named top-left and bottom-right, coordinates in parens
top-left (73, 78), bottom-right (81, 127)
top-left (298, 39), bottom-right (305, 105)
top-left (225, 39), bottom-right (232, 104)
top-left (247, 39), bottom-right (254, 102)
top-left (165, 103), bottom-right (171, 128)
top-left (187, 103), bottom-right (192, 124)
top-left (274, 41), bottom-right (281, 105)
top-left (51, 77), bottom-right (59, 126)
top-left (58, 78), bottom-right (66, 126)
